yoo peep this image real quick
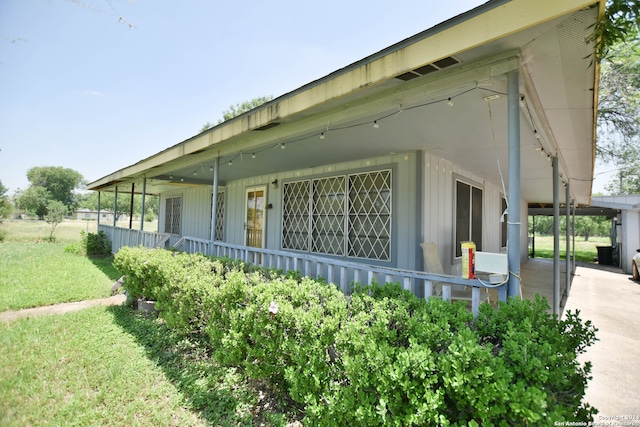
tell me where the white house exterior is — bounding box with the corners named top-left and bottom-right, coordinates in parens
top-left (88, 0), bottom-right (603, 313)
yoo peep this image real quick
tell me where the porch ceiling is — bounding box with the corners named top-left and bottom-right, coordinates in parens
top-left (88, 0), bottom-right (600, 206)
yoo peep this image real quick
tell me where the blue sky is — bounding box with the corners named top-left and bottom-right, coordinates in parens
top-left (0, 0), bottom-right (610, 196)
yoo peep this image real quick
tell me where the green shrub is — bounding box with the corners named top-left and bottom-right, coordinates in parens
top-left (113, 247), bottom-right (598, 425)
top-left (64, 230), bottom-right (111, 257)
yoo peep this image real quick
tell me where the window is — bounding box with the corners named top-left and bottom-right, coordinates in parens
top-left (282, 169), bottom-right (392, 261)
top-left (454, 179), bottom-right (482, 258)
top-left (164, 196), bottom-right (182, 235)
top-left (211, 191), bottom-right (225, 241)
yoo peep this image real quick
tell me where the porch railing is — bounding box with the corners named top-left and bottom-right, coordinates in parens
top-left (98, 224), bottom-right (171, 253)
top-left (176, 236), bottom-right (507, 315)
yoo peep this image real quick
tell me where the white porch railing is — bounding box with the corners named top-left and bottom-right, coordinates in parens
top-left (177, 236), bottom-right (507, 315)
top-left (98, 224), bottom-right (171, 253)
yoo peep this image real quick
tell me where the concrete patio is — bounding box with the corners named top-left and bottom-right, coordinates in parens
top-left (563, 263), bottom-right (640, 416)
top-left (518, 257), bottom-right (640, 415)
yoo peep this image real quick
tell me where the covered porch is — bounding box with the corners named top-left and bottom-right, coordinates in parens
top-left (99, 223), bottom-right (574, 315)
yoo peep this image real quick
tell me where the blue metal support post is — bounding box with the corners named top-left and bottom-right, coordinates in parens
top-left (553, 156), bottom-right (560, 315)
top-left (507, 70), bottom-right (521, 300)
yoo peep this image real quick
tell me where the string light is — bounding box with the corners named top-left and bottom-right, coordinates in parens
top-left (447, 97), bottom-right (454, 107)
top-left (252, 152), bottom-right (256, 159)
top-left (228, 160), bottom-right (232, 166)
top-left (519, 95), bottom-right (525, 107)
top-left (209, 166), bottom-right (213, 171)
top-left (280, 142), bottom-right (286, 149)
top-left (373, 120), bottom-right (379, 129)
top-left (320, 132), bottom-right (325, 140)
top-left (169, 174), bottom-right (173, 179)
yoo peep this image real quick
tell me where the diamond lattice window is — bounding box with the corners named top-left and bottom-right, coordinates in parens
top-left (282, 180), bottom-right (310, 251)
top-left (215, 191), bottom-right (225, 241)
top-left (348, 170), bottom-right (391, 260)
top-left (312, 176), bottom-right (346, 256)
top-left (164, 196), bottom-right (182, 235)
top-left (281, 169), bottom-right (392, 261)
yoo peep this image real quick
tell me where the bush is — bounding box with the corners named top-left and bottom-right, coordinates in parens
top-left (64, 231), bottom-right (112, 257)
top-left (113, 247), bottom-right (598, 425)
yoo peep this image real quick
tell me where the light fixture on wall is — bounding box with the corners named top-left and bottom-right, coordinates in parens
top-left (271, 179), bottom-right (278, 189)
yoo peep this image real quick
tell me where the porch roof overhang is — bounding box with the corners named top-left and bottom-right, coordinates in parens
top-left (87, 0), bottom-right (603, 206)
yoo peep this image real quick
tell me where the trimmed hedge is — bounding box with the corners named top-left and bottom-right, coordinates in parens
top-left (114, 246), bottom-right (598, 425)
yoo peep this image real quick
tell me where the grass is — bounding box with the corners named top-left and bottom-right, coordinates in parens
top-left (0, 229), bottom-right (296, 426)
top-left (0, 242), bottom-right (120, 311)
top-left (0, 306), bottom-right (294, 426)
top-left (0, 307), bottom-right (206, 426)
top-left (529, 235), bottom-right (611, 263)
top-left (0, 219), bottom-right (158, 243)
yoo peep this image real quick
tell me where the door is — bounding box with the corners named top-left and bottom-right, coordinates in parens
top-left (245, 186), bottom-right (266, 248)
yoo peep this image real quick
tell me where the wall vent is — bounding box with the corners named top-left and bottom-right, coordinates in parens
top-left (395, 56), bottom-right (461, 81)
top-left (254, 122), bottom-right (281, 131)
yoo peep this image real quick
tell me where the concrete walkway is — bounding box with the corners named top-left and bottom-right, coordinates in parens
top-left (563, 264), bottom-right (640, 415)
top-left (0, 294), bottom-right (127, 323)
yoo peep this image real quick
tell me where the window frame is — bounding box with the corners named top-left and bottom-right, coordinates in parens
top-left (164, 195), bottom-right (182, 235)
top-left (281, 168), bottom-right (392, 262)
top-left (453, 176), bottom-right (483, 258)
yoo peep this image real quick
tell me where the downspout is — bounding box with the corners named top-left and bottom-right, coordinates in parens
top-left (129, 183), bottom-right (135, 229)
top-left (552, 156), bottom-right (560, 315)
top-left (210, 157), bottom-right (220, 242)
top-left (140, 178), bottom-right (147, 231)
top-left (507, 69), bottom-right (521, 300)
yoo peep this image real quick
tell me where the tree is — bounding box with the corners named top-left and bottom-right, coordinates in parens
top-left (590, 0), bottom-right (640, 59)
top-left (592, 1), bottom-right (640, 194)
top-left (44, 200), bottom-right (67, 241)
top-left (0, 180), bottom-right (11, 219)
top-left (79, 191), bottom-right (159, 220)
top-left (201, 96), bottom-right (274, 132)
top-left (15, 186), bottom-right (51, 218)
top-left (26, 166), bottom-right (85, 209)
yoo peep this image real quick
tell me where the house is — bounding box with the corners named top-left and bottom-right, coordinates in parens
top-left (87, 0), bottom-right (603, 314)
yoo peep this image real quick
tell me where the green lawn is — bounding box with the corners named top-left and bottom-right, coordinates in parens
top-left (0, 242), bottom-right (120, 311)
top-left (0, 306), bottom-right (207, 426)
top-left (0, 238), bottom-right (295, 426)
top-left (529, 235), bottom-right (610, 263)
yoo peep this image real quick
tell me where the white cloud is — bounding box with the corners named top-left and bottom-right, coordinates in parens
top-left (83, 90), bottom-right (104, 97)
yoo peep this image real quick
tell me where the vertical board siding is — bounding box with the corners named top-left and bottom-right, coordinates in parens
top-left (422, 151), bottom-right (509, 275)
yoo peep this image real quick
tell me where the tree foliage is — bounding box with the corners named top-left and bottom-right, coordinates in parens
top-left (201, 96), bottom-right (274, 132)
top-left (591, 0), bottom-right (640, 58)
top-left (79, 191), bottom-right (158, 220)
top-left (594, 2), bottom-right (640, 194)
top-left (15, 186), bottom-right (51, 218)
top-left (26, 166), bottom-right (85, 208)
top-left (0, 180), bottom-right (11, 219)
top-left (44, 200), bottom-right (68, 240)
